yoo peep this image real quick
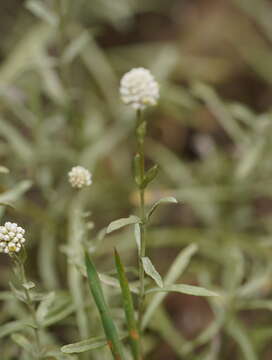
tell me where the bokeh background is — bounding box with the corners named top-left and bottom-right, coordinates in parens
top-left (1, 0), bottom-right (272, 359)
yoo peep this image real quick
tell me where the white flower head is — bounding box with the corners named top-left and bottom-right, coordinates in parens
top-left (68, 166), bottom-right (92, 189)
top-left (120, 67), bottom-right (159, 110)
top-left (0, 222), bottom-right (26, 254)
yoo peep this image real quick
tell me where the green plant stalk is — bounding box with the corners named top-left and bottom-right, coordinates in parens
top-left (114, 249), bottom-right (141, 360)
top-left (85, 253), bottom-right (125, 360)
top-left (13, 254), bottom-right (42, 359)
top-left (68, 201), bottom-right (89, 341)
top-left (136, 110), bottom-right (147, 353)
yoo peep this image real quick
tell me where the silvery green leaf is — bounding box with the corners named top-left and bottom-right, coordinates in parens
top-left (0, 291), bottom-right (14, 301)
top-left (0, 180), bottom-right (32, 204)
top-left (25, 0), bottom-right (58, 26)
top-left (0, 24), bottom-right (52, 87)
top-left (62, 31), bottom-right (90, 64)
top-left (38, 61), bottom-right (67, 105)
top-left (0, 202), bottom-right (14, 209)
top-left (23, 321), bottom-right (38, 330)
top-left (146, 284), bottom-right (218, 297)
top-left (134, 223), bottom-right (141, 255)
top-left (142, 164), bottom-right (159, 188)
top-left (0, 320), bottom-right (25, 338)
top-left (61, 334), bottom-right (127, 354)
top-left (97, 227), bottom-right (107, 242)
top-left (37, 291), bottom-right (55, 323)
top-left (143, 243), bottom-right (198, 329)
top-left (235, 139), bottom-right (265, 180)
top-left (99, 273), bottom-right (139, 294)
top-left (0, 118), bottom-right (34, 162)
top-left (0, 166), bottom-right (9, 173)
top-left (133, 153), bottom-right (142, 187)
top-left (106, 215), bottom-right (140, 234)
top-left (226, 318), bottom-right (257, 360)
top-left (42, 294), bottom-right (75, 327)
top-left (11, 333), bottom-right (32, 352)
top-left (148, 197), bottom-right (178, 220)
top-left (61, 336), bottom-right (109, 354)
top-left (142, 257), bottom-right (163, 288)
top-left (45, 348), bottom-right (77, 359)
top-left (43, 303), bottom-right (75, 327)
top-left (192, 82), bottom-right (245, 144)
top-left (9, 282), bottom-right (26, 303)
top-left (22, 281), bottom-right (35, 290)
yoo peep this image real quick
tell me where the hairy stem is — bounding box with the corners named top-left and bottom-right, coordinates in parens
top-left (14, 255), bottom-right (42, 359)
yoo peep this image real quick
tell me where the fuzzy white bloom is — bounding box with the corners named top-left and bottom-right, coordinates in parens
top-left (0, 222), bottom-right (26, 254)
top-left (120, 67), bottom-right (159, 110)
top-left (68, 166), bottom-right (92, 189)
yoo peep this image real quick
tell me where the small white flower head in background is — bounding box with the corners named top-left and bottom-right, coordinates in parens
top-left (68, 166), bottom-right (92, 189)
top-left (0, 222), bottom-right (26, 254)
top-left (120, 67), bottom-right (159, 110)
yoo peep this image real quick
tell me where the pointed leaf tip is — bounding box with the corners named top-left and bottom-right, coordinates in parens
top-left (148, 196), bottom-right (178, 220)
top-left (142, 257), bottom-right (163, 288)
top-left (107, 215), bottom-right (140, 234)
top-left (146, 284), bottom-right (218, 297)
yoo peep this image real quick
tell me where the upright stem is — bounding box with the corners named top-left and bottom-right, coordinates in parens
top-left (55, 0), bottom-right (70, 92)
top-left (136, 110), bottom-right (147, 357)
top-left (14, 255), bottom-right (42, 359)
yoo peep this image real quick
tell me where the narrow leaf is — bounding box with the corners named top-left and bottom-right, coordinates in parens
top-left (11, 333), bottom-right (32, 352)
top-left (45, 348), bottom-right (77, 359)
top-left (133, 153), bottom-right (142, 187)
top-left (0, 202), bottom-right (14, 209)
top-left (99, 273), bottom-right (138, 294)
top-left (43, 302), bottom-right (75, 327)
top-left (61, 334), bottom-right (127, 354)
top-left (0, 117), bottom-right (34, 162)
top-left (142, 257), bottom-right (163, 288)
top-left (0, 180), bottom-right (32, 204)
top-left (114, 249), bottom-right (141, 360)
top-left (85, 253), bottom-right (125, 360)
top-left (62, 31), bottom-right (90, 64)
top-left (36, 292), bottom-right (55, 323)
top-left (134, 224), bottom-right (141, 255)
top-left (143, 243), bottom-right (198, 329)
top-left (149, 307), bottom-right (187, 358)
top-left (0, 166), bottom-right (9, 174)
top-left (22, 281), bottom-right (35, 290)
top-left (192, 82), bottom-right (245, 144)
top-left (107, 215), bottom-right (140, 234)
top-left (147, 197), bottom-right (178, 220)
top-left (146, 284), bottom-right (218, 297)
top-left (25, 0), bottom-right (58, 26)
top-left (9, 281), bottom-right (27, 303)
top-left (142, 164), bottom-right (159, 188)
top-left (61, 336), bottom-right (107, 354)
top-left (0, 320), bottom-right (25, 338)
top-left (226, 318), bottom-right (257, 360)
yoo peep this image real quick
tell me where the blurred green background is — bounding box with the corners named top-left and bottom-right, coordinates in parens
top-left (1, 0), bottom-right (272, 359)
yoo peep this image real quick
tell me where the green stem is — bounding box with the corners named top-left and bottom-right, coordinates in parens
top-left (56, 0), bottom-right (67, 53)
top-left (136, 110), bottom-right (147, 358)
top-left (138, 190), bottom-right (146, 327)
top-left (14, 255), bottom-right (43, 359)
top-left (24, 290), bottom-right (42, 359)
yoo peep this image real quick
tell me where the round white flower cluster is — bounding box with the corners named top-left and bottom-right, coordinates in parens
top-left (120, 67), bottom-right (159, 110)
top-left (0, 222), bottom-right (26, 254)
top-left (68, 166), bottom-right (92, 189)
